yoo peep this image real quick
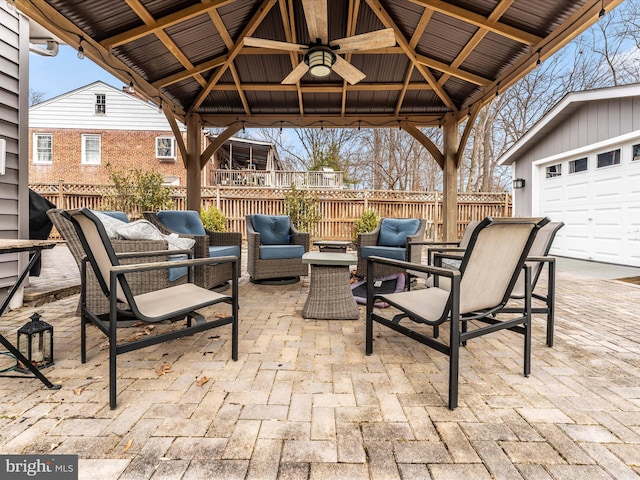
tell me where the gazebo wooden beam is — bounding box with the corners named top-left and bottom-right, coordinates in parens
top-left (403, 124), bottom-right (443, 170)
top-left (200, 124), bottom-right (242, 169)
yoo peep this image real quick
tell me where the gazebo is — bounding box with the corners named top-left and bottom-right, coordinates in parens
top-left (16, 0), bottom-right (623, 240)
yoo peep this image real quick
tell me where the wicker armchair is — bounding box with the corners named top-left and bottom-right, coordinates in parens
top-left (143, 210), bottom-right (242, 290)
top-left (246, 214), bottom-right (309, 283)
top-left (47, 209), bottom-right (187, 317)
top-left (356, 218), bottom-right (427, 278)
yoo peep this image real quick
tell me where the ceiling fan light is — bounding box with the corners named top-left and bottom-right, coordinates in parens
top-left (305, 47), bottom-right (335, 77)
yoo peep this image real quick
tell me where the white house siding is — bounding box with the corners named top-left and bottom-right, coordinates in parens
top-left (0, 6), bottom-right (29, 286)
top-left (30, 81), bottom-right (182, 131)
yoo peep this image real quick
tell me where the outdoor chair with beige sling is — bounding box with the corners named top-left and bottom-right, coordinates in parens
top-left (365, 216), bottom-right (549, 409)
top-left (64, 208), bottom-right (239, 409)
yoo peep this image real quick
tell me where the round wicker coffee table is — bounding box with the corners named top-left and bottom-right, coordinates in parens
top-left (302, 252), bottom-right (359, 320)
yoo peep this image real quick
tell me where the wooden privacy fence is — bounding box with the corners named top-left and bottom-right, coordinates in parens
top-left (31, 182), bottom-right (511, 241)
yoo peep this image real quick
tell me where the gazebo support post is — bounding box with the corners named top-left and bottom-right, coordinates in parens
top-left (442, 115), bottom-right (458, 242)
top-left (186, 113), bottom-right (203, 211)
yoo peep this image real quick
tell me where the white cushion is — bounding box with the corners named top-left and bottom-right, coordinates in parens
top-left (93, 211), bottom-right (127, 239)
top-left (116, 220), bottom-right (195, 251)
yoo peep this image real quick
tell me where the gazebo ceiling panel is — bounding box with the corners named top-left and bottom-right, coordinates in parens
top-left (233, 54), bottom-right (295, 84)
top-left (301, 93), bottom-right (343, 115)
top-left (244, 91), bottom-right (300, 115)
top-left (400, 89), bottom-right (448, 114)
top-left (112, 37), bottom-right (183, 83)
top-left (164, 14), bottom-right (228, 63)
top-left (200, 90), bottom-right (245, 115)
top-left (345, 90), bottom-right (401, 116)
top-left (415, 12), bottom-right (477, 65)
top-left (23, 0), bottom-right (621, 128)
top-left (502, 0), bottom-right (581, 37)
top-left (462, 31), bottom-right (527, 82)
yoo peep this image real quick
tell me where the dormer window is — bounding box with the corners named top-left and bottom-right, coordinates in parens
top-left (95, 94), bottom-right (106, 114)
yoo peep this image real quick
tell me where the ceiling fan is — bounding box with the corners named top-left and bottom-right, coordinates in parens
top-left (244, 0), bottom-right (396, 85)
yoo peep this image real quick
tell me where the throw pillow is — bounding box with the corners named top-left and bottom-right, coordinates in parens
top-left (116, 220), bottom-right (195, 251)
top-left (92, 211), bottom-right (128, 239)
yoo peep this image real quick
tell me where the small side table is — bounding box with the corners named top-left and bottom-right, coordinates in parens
top-left (302, 252), bottom-right (359, 320)
top-left (313, 240), bottom-right (352, 253)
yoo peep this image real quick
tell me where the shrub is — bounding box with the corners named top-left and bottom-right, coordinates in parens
top-left (284, 184), bottom-right (321, 235)
top-left (353, 209), bottom-right (380, 241)
top-left (103, 165), bottom-right (172, 217)
top-left (201, 206), bottom-right (227, 232)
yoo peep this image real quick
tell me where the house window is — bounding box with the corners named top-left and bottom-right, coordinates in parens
top-left (633, 144), bottom-right (640, 161)
top-left (545, 163), bottom-right (562, 178)
top-left (597, 149), bottom-right (621, 168)
top-left (95, 94), bottom-right (106, 114)
top-left (33, 133), bottom-right (52, 164)
top-left (82, 134), bottom-right (101, 164)
top-left (569, 157), bottom-right (588, 174)
top-left (156, 137), bottom-right (176, 160)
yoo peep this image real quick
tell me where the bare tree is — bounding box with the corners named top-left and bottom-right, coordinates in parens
top-left (29, 89), bottom-right (46, 106)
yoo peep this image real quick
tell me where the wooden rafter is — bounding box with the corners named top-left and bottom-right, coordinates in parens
top-left (190, 0), bottom-right (278, 112)
top-left (340, 0), bottom-right (360, 117)
top-left (395, 8), bottom-right (432, 115)
top-left (416, 54), bottom-right (490, 87)
top-left (365, 0), bottom-right (457, 111)
top-left (208, 9), bottom-right (251, 117)
top-left (437, 0), bottom-right (515, 88)
top-left (210, 83), bottom-right (432, 92)
top-left (469, 0), bottom-right (625, 112)
top-left (123, 0), bottom-right (208, 88)
top-left (279, 0), bottom-right (305, 115)
top-left (152, 56), bottom-right (227, 89)
top-left (202, 113), bottom-right (442, 129)
top-left (408, 0), bottom-right (542, 45)
top-left (102, 0), bottom-right (235, 49)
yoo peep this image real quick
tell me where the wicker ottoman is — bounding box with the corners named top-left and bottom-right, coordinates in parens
top-left (302, 252), bottom-right (359, 320)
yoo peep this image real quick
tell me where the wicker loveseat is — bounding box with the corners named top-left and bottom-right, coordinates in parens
top-left (143, 210), bottom-right (242, 290)
top-left (47, 209), bottom-right (188, 317)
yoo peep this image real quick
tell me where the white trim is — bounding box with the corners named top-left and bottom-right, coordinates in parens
top-left (32, 133), bottom-right (53, 164)
top-left (531, 130), bottom-right (640, 168)
top-left (81, 134), bottom-right (101, 164)
top-left (499, 84), bottom-right (640, 166)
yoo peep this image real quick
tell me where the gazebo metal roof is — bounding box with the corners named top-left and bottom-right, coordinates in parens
top-left (16, 0), bottom-right (623, 238)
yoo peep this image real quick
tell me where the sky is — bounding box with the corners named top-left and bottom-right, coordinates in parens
top-left (29, 45), bottom-right (122, 101)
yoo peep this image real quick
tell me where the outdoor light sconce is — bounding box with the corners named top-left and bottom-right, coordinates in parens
top-left (16, 312), bottom-right (54, 373)
top-left (513, 178), bottom-right (526, 189)
top-left (304, 46), bottom-right (336, 77)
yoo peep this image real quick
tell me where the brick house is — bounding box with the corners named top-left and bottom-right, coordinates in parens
top-left (29, 80), bottom-right (196, 186)
top-left (29, 81), bottom-right (283, 187)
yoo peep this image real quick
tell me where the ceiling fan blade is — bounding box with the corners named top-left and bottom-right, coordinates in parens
top-left (244, 37), bottom-right (307, 52)
top-left (302, 0), bottom-right (328, 44)
top-left (332, 55), bottom-right (366, 85)
top-left (331, 28), bottom-right (396, 53)
top-left (282, 62), bottom-right (310, 84)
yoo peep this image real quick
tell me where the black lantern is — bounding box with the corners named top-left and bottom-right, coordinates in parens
top-left (513, 178), bottom-right (526, 189)
top-left (16, 312), bottom-right (53, 373)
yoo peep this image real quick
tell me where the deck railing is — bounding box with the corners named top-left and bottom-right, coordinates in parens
top-left (212, 169), bottom-right (343, 188)
top-left (32, 182), bottom-right (511, 241)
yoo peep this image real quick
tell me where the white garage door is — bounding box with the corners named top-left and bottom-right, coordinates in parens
top-left (539, 157), bottom-right (640, 267)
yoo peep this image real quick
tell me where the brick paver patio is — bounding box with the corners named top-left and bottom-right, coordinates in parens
top-left (1, 246), bottom-right (639, 479)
